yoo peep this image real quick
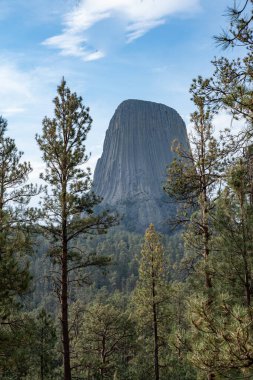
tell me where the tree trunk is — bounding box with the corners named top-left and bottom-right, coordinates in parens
top-left (200, 122), bottom-right (215, 380)
top-left (152, 278), bottom-right (159, 380)
top-left (240, 195), bottom-right (251, 307)
top-left (203, 204), bottom-right (215, 380)
top-left (61, 246), bottom-right (71, 380)
top-left (60, 155), bottom-right (72, 380)
top-left (100, 334), bottom-right (106, 380)
top-left (40, 326), bottom-right (44, 380)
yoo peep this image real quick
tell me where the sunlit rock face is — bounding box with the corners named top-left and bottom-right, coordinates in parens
top-left (93, 99), bottom-right (189, 232)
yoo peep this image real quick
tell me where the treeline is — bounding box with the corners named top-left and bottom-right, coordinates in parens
top-left (1, 1), bottom-right (253, 379)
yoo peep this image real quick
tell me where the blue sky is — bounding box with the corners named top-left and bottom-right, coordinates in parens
top-left (0, 0), bottom-right (236, 180)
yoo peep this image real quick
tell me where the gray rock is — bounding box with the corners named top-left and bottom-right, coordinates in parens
top-left (93, 99), bottom-right (189, 232)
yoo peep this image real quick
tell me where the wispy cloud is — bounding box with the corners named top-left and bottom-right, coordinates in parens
top-left (43, 33), bottom-right (105, 61)
top-left (0, 63), bottom-right (33, 117)
top-left (43, 0), bottom-right (201, 61)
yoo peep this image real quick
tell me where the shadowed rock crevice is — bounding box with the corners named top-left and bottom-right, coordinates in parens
top-left (93, 99), bottom-right (189, 232)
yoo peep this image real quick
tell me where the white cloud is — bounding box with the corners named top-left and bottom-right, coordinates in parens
top-left (0, 107), bottom-right (25, 116)
top-left (126, 18), bottom-right (166, 42)
top-left (43, 0), bottom-right (200, 60)
top-left (212, 112), bottom-right (245, 135)
top-left (43, 32), bottom-right (105, 61)
top-left (0, 63), bottom-right (33, 117)
top-left (0, 58), bottom-right (76, 118)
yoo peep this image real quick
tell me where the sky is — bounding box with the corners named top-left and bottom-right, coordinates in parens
top-left (0, 0), bottom-right (239, 182)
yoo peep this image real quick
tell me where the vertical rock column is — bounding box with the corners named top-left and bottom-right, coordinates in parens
top-left (93, 99), bottom-right (189, 232)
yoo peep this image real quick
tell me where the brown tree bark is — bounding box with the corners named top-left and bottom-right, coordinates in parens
top-left (61, 244), bottom-right (71, 380)
top-left (61, 174), bottom-right (72, 380)
top-left (152, 276), bottom-right (159, 380)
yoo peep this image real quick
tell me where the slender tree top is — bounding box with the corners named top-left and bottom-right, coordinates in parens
top-left (36, 78), bottom-right (93, 187)
top-left (139, 224), bottom-right (166, 285)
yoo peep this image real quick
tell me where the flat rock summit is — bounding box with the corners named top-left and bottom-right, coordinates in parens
top-left (93, 99), bottom-right (189, 232)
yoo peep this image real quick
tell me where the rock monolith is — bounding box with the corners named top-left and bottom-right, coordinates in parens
top-left (93, 99), bottom-right (189, 232)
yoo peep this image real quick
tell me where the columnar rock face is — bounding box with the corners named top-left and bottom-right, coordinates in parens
top-left (93, 99), bottom-right (189, 232)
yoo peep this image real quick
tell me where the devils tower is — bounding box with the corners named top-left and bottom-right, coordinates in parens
top-left (93, 99), bottom-right (189, 232)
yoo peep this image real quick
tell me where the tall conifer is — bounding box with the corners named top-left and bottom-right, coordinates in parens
top-left (36, 79), bottom-right (116, 380)
top-left (0, 116), bottom-right (37, 319)
top-left (132, 224), bottom-right (169, 380)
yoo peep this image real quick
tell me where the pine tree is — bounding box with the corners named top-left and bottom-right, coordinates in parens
top-left (0, 117), bottom-right (39, 378)
top-left (72, 295), bottom-right (134, 380)
top-left (0, 309), bottom-right (58, 379)
top-left (175, 3), bottom-right (253, 375)
top-left (190, 0), bottom-right (253, 140)
top-left (0, 116), bottom-right (38, 320)
top-left (164, 98), bottom-right (222, 380)
top-left (165, 98), bottom-right (221, 290)
top-left (192, 157), bottom-right (253, 378)
top-left (132, 224), bottom-right (169, 380)
top-left (34, 309), bottom-right (57, 380)
top-left (36, 79), bottom-right (117, 380)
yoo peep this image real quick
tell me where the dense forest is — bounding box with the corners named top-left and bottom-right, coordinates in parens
top-left (1, 1), bottom-right (253, 379)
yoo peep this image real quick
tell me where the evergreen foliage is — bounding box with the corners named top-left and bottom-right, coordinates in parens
top-left (132, 224), bottom-right (170, 380)
top-left (0, 309), bottom-right (57, 380)
top-left (0, 116), bottom-right (38, 319)
top-left (36, 79), bottom-right (117, 380)
top-left (2, 1), bottom-right (253, 379)
top-left (0, 117), bottom-right (39, 378)
top-left (71, 293), bottom-right (135, 380)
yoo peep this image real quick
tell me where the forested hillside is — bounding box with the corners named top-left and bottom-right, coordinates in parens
top-left (1, 1), bottom-right (253, 379)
